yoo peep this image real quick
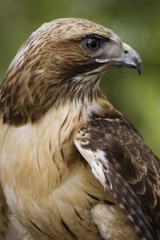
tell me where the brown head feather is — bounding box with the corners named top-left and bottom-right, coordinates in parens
top-left (0, 18), bottom-right (122, 125)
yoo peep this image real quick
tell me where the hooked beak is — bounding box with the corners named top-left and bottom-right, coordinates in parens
top-left (95, 42), bottom-right (142, 75)
top-left (113, 43), bottom-right (142, 75)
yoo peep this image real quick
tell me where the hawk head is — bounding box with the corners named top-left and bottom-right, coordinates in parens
top-left (0, 18), bottom-right (142, 125)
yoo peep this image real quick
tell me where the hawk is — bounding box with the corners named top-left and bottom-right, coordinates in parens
top-left (0, 18), bottom-right (159, 240)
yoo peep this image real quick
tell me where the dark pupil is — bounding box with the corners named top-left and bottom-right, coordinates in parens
top-left (87, 38), bottom-right (98, 49)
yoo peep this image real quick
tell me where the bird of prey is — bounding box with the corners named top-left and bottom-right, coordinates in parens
top-left (0, 18), bottom-right (160, 240)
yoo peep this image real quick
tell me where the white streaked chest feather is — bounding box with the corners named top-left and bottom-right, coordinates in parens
top-left (0, 101), bottom-right (86, 194)
top-left (0, 99), bottom-right (114, 239)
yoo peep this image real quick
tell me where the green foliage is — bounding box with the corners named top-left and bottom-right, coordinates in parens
top-left (0, 0), bottom-right (160, 155)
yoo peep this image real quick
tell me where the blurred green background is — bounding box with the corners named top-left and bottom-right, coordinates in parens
top-left (0, 0), bottom-right (160, 156)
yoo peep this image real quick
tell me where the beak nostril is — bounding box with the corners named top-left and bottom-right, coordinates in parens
top-left (124, 50), bottom-right (128, 54)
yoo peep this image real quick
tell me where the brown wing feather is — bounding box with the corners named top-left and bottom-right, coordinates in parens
top-left (75, 115), bottom-right (160, 240)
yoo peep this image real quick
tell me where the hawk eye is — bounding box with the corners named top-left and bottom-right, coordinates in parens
top-left (86, 38), bottom-right (100, 51)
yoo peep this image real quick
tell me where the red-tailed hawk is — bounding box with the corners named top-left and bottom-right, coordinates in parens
top-left (0, 18), bottom-right (159, 240)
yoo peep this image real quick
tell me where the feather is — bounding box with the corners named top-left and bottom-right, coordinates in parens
top-left (75, 116), bottom-right (160, 240)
